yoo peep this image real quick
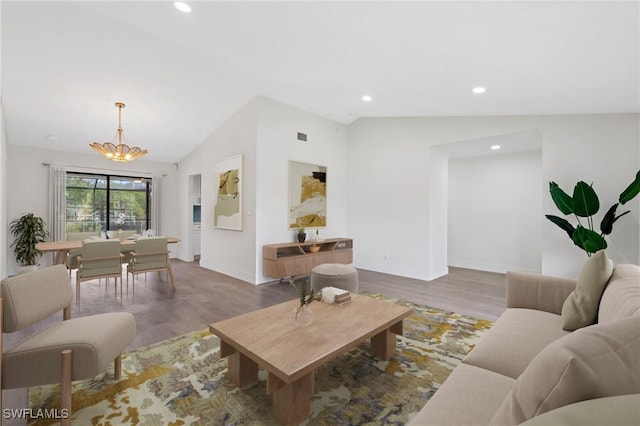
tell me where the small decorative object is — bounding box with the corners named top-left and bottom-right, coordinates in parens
top-left (309, 244), bottom-right (320, 253)
top-left (291, 278), bottom-right (317, 327)
top-left (9, 213), bottom-right (49, 273)
top-left (315, 228), bottom-right (320, 241)
top-left (297, 228), bottom-right (306, 243)
top-left (545, 170), bottom-right (640, 256)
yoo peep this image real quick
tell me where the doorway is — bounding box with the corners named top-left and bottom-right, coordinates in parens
top-left (189, 174), bottom-right (202, 261)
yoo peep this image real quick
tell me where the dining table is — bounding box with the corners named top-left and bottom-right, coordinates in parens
top-left (36, 236), bottom-right (181, 265)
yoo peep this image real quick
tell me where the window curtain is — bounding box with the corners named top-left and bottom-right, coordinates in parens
top-left (151, 174), bottom-right (164, 236)
top-left (48, 163), bottom-right (67, 242)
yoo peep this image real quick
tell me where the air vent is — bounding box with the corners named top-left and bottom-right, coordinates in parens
top-left (297, 132), bottom-right (308, 142)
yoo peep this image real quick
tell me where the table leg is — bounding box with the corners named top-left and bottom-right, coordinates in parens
top-left (370, 320), bottom-right (404, 360)
top-left (220, 339), bottom-right (258, 389)
top-left (267, 371), bottom-right (314, 425)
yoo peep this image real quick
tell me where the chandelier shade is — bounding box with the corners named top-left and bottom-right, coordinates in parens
top-left (90, 102), bottom-right (148, 162)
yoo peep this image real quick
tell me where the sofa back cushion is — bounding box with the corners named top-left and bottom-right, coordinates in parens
top-left (489, 315), bottom-right (640, 426)
top-left (598, 264), bottom-right (640, 322)
top-left (560, 250), bottom-right (613, 331)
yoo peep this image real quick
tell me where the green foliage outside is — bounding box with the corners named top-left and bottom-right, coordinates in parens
top-left (66, 174), bottom-right (150, 233)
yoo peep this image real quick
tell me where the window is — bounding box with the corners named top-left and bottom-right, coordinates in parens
top-left (65, 173), bottom-right (152, 234)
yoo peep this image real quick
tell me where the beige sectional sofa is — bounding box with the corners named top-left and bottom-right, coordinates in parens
top-left (409, 260), bottom-right (640, 426)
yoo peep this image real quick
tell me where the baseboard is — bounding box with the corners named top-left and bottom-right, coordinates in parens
top-left (448, 259), bottom-right (541, 275)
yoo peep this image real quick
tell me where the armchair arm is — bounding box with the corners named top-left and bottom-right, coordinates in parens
top-left (77, 254), bottom-right (124, 263)
top-left (130, 251), bottom-right (170, 258)
top-left (506, 271), bottom-right (576, 315)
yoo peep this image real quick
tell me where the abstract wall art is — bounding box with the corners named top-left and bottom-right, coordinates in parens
top-left (213, 154), bottom-right (242, 231)
top-left (288, 160), bottom-right (327, 229)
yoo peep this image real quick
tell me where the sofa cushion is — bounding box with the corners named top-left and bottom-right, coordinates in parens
top-left (462, 308), bottom-right (569, 379)
top-left (598, 264), bottom-right (640, 322)
top-left (489, 316), bottom-right (640, 426)
top-left (519, 394), bottom-right (640, 426)
top-left (408, 363), bottom-right (515, 426)
top-left (561, 249), bottom-right (613, 331)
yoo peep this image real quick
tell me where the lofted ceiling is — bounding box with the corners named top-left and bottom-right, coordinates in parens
top-left (1, 1), bottom-right (638, 163)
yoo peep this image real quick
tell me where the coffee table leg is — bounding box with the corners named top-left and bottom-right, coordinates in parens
top-left (370, 320), bottom-right (404, 360)
top-left (220, 339), bottom-right (258, 389)
top-left (268, 371), bottom-right (314, 425)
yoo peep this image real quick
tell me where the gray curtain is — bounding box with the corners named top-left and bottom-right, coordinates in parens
top-left (151, 174), bottom-right (164, 236)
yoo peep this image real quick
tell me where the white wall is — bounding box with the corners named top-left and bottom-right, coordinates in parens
top-left (1, 97), bottom-right (8, 278)
top-left (448, 150), bottom-right (542, 274)
top-left (177, 98), bottom-right (259, 283)
top-left (347, 114), bottom-right (639, 279)
top-left (255, 97), bottom-right (348, 283)
top-left (177, 96), bottom-right (348, 284)
top-left (5, 145), bottom-right (178, 276)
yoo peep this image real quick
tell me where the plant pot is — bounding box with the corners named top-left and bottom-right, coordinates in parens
top-left (297, 233), bottom-right (306, 243)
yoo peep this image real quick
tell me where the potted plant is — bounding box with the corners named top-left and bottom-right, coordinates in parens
top-left (10, 213), bottom-right (49, 273)
top-left (297, 227), bottom-right (306, 243)
top-left (546, 170), bottom-right (640, 256)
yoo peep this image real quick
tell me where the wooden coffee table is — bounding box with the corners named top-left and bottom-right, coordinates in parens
top-left (209, 294), bottom-right (412, 425)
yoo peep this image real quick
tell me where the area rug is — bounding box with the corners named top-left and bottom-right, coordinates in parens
top-left (28, 294), bottom-right (492, 425)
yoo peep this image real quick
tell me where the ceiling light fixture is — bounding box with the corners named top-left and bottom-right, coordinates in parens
top-left (90, 102), bottom-right (148, 162)
top-left (174, 2), bottom-right (191, 13)
top-left (472, 87), bottom-right (486, 94)
top-left (491, 145), bottom-right (501, 150)
top-left (362, 95), bottom-right (372, 102)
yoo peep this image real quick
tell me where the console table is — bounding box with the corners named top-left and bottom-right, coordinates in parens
top-left (263, 237), bottom-right (353, 281)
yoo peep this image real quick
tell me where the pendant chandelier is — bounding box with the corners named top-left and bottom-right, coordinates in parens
top-left (90, 102), bottom-right (148, 162)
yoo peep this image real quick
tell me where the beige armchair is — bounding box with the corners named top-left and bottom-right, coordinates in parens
top-left (126, 236), bottom-right (175, 295)
top-left (76, 239), bottom-right (124, 309)
top-left (1, 265), bottom-right (136, 425)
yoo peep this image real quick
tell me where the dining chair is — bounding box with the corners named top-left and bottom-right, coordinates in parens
top-left (76, 239), bottom-right (124, 309)
top-left (126, 236), bottom-right (175, 296)
top-left (1, 265), bottom-right (136, 425)
top-left (64, 231), bottom-right (101, 277)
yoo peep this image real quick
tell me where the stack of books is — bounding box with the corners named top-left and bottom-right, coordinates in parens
top-left (330, 287), bottom-right (351, 305)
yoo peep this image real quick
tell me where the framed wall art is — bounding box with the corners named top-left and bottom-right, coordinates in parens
top-left (213, 154), bottom-right (243, 231)
top-left (288, 160), bottom-right (327, 229)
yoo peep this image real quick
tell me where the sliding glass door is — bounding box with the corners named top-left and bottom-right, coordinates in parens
top-left (65, 173), bottom-right (152, 234)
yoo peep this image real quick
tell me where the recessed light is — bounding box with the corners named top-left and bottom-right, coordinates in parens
top-left (174, 2), bottom-right (191, 13)
top-left (46, 134), bottom-right (59, 142)
top-left (472, 87), bottom-right (486, 94)
top-left (362, 95), bottom-right (372, 102)
top-left (491, 145), bottom-right (501, 150)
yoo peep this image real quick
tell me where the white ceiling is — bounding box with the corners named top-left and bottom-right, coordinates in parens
top-left (2, 1), bottom-right (638, 163)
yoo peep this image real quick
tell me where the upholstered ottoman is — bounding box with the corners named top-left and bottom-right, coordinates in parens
top-left (310, 263), bottom-right (359, 293)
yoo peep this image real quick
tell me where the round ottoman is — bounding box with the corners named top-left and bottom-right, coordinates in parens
top-left (310, 263), bottom-right (358, 293)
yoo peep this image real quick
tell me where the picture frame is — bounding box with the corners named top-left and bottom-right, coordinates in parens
top-left (288, 160), bottom-right (327, 229)
top-left (213, 154), bottom-right (243, 231)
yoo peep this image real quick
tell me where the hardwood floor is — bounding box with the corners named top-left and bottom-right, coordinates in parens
top-left (2, 260), bottom-right (506, 423)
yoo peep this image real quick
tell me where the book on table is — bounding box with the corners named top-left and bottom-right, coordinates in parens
top-left (323, 287), bottom-right (351, 304)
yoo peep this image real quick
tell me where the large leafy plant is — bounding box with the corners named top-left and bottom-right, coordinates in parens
top-left (546, 170), bottom-right (640, 256)
top-left (9, 213), bottom-right (49, 265)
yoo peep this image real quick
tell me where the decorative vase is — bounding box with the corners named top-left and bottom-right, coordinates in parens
top-left (293, 304), bottom-right (314, 327)
top-left (297, 233), bottom-right (306, 243)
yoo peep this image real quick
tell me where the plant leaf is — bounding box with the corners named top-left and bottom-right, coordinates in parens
top-left (572, 181), bottom-right (599, 217)
top-left (549, 182), bottom-right (573, 215)
top-left (619, 170), bottom-right (640, 205)
top-left (599, 203), bottom-right (631, 235)
top-left (545, 215), bottom-right (576, 240)
top-left (573, 225), bottom-right (607, 254)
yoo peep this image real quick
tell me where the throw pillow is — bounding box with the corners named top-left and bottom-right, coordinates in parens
top-left (561, 249), bottom-right (613, 331)
top-left (489, 316), bottom-right (640, 426)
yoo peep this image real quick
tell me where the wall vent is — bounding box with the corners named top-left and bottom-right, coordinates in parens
top-left (297, 132), bottom-right (308, 142)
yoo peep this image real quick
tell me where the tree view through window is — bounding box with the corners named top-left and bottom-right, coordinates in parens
top-left (66, 173), bottom-right (152, 234)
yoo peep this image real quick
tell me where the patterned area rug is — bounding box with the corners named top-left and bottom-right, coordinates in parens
top-left (28, 294), bottom-right (492, 425)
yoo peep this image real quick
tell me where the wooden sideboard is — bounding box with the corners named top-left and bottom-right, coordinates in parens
top-left (263, 238), bottom-right (353, 281)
